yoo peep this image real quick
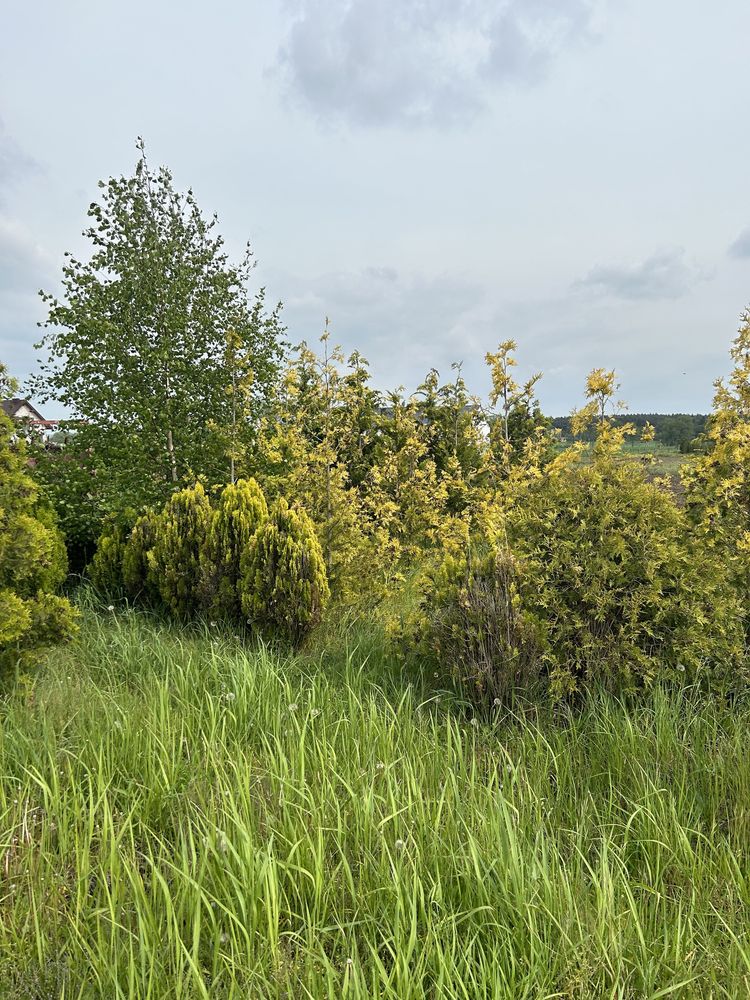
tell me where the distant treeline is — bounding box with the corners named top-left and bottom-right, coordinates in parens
top-left (551, 413), bottom-right (709, 450)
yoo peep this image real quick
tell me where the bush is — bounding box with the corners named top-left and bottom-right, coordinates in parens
top-left (683, 308), bottom-right (750, 621)
top-left (150, 483), bottom-right (212, 618)
top-left (0, 372), bottom-right (78, 675)
top-left (88, 512), bottom-right (135, 596)
top-left (200, 478), bottom-right (267, 618)
top-left (240, 498), bottom-right (329, 645)
top-left (415, 456), bottom-right (745, 702)
top-left (413, 547), bottom-right (545, 704)
top-left (122, 509), bottom-right (161, 602)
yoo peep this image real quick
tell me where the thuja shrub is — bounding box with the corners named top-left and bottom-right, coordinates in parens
top-left (416, 458), bottom-right (745, 702)
top-left (200, 478), bottom-right (267, 618)
top-left (150, 483), bottom-right (212, 618)
top-left (88, 511), bottom-right (135, 596)
top-left (683, 308), bottom-right (750, 619)
top-left (240, 498), bottom-right (329, 645)
top-left (0, 390), bottom-right (78, 675)
top-left (122, 509), bottom-right (161, 602)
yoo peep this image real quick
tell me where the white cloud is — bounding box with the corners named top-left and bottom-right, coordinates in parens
top-left (275, 0), bottom-right (600, 127)
top-left (729, 227), bottom-right (750, 259)
top-left (575, 249), bottom-right (709, 301)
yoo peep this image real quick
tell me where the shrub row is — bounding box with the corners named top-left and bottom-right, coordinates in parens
top-left (89, 480), bottom-right (329, 645)
top-left (408, 452), bottom-right (747, 703)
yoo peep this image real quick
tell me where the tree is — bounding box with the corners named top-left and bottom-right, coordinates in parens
top-left (252, 331), bottom-right (372, 597)
top-left (484, 341), bottom-right (548, 474)
top-left (414, 364), bottom-right (486, 478)
top-left (31, 139), bottom-right (284, 528)
top-left (0, 363), bottom-right (78, 676)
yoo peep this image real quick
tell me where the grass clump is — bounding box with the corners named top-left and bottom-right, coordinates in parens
top-left (2, 608), bottom-right (750, 997)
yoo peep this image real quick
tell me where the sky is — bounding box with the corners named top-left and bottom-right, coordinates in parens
top-left (1, 0), bottom-right (749, 417)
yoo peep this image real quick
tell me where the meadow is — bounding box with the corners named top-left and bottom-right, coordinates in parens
top-left (2, 603), bottom-right (750, 999)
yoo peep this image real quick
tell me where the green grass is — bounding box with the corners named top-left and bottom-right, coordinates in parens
top-left (553, 440), bottom-right (687, 478)
top-left (2, 608), bottom-right (750, 997)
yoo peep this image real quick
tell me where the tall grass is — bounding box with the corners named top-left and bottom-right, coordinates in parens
top-left (1, 606), bottom-right (750, 997)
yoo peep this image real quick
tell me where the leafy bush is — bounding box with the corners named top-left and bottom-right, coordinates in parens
top-left (150, 483), bottom-right (212, 618)
top-left (200, 478), bottom-right (267, 618)
top-left (414, 455), bottom-right (745, 702)
top-left (241, 498), bottom-right (329, 644)
top-left (414, 547), bottom-right (545, 704)
top-left (0, 369), bottom-right (78, 675)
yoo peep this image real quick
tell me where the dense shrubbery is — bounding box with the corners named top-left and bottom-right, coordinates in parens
top-left (408, 362), bottom-right (749, 702)
top-left (0, 365), bottom-right (78, 676)
top-left (683, 309), bottom-right (750, 619)
top-left (89, 478), bottom-right (328, 645)
top-left (150, 483), bottom-right (213, 619)
top-left (414, 456), bottom-right (744, 701)
top-left (74, 311), bottom-right (750, 693)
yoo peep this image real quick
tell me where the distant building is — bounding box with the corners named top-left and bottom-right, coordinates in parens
top-left (1, 398), bottom-right (61, 447)
top-left (1, 398), bottom-right (47, 422)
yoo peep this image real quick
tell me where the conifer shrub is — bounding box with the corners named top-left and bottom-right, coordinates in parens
top-left (414, 457), bottom-right (745, 702)
top-left (150, 483), bottom-right (212, 618)
top-left (122, 509), bottom-right (161, 601)
top-left (0, 382), bottom-right (78, 675)
top-left (200, 478), bottom-right (267, 618)
top-left (240, 498), bottom-right (329, 645)
top-left (88, 511), bottom-right (135, 596)
top-left (683, 308), bottom-right (750, 623)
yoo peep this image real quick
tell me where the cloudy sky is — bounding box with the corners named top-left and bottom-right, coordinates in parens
top-left (1, 0), bottom-right (749, 415)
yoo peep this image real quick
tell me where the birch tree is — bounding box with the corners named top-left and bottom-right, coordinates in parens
top-left (32, 139), bottom-right (284, 525)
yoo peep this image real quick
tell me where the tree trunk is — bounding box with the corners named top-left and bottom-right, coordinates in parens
top-left (167, 428), bottom-right (178, 483)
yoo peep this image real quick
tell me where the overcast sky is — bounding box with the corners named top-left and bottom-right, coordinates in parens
top-left (1, 0), bottom-right (749, 415)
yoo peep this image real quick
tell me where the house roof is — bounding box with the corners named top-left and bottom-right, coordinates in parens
top-left (1, 398), bottom-right (46, 421)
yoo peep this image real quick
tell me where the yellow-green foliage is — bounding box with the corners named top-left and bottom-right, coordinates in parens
top-left (0, 380), bottom-right (78, 675)
top-left (683, 307), bottom-right (750, 616)
top-left (150, 483), bottom-right (212, 618)
top-left (413, 371), bottom-right (746, 703)
top-left (241, 498), bottom-right (329, 645)
top-left (416, 456), bottom-right (744, 701)
top-left (254, 336), bottom-right (374, 598)
top-left (122, 509), bottom-right (161, 601)
top-left (88, 511), bottom-right (135, 596)
top-left (505, 458), bottom-right (744, 697)
top-left (200, 478), bottom-right (267, 618)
